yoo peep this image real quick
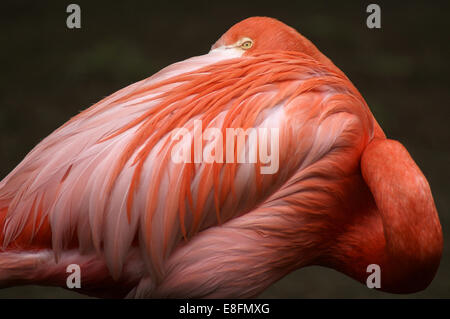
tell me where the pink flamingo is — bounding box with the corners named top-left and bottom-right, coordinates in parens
top-left (0, 17), bottom-right (442, 298)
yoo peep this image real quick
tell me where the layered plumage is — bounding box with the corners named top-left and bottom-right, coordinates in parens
top-left (0, 17), bottom-right (442, 298)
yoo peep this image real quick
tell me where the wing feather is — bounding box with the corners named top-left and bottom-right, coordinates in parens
top-left (0, 49), bottom-right (374, 283)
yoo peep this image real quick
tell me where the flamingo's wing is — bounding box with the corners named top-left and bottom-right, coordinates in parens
top-left (0, 50), bottom-right (375, 281)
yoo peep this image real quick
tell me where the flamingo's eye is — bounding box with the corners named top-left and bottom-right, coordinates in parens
top-left (240, 40), bottom-right (253, 50)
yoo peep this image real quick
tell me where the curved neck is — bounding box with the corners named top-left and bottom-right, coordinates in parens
top-left (325, 138), bottom-right (442, 293)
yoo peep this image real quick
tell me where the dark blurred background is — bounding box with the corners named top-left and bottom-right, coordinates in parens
top-left (0, 0), bottom-right (449, 298)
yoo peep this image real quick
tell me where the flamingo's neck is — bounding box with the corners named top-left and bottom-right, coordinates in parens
top-left (323, 139), bottom-right (442, 293)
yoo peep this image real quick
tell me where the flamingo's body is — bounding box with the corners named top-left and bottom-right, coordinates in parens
top-left (0, 17), bottom-right (442, 298)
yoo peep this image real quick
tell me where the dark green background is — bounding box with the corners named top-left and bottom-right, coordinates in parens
top-left (0, 0), bottom-right (449, 298)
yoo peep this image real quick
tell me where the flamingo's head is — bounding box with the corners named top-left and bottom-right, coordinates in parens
top-left (211, 17), bottom-right (333, 66)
